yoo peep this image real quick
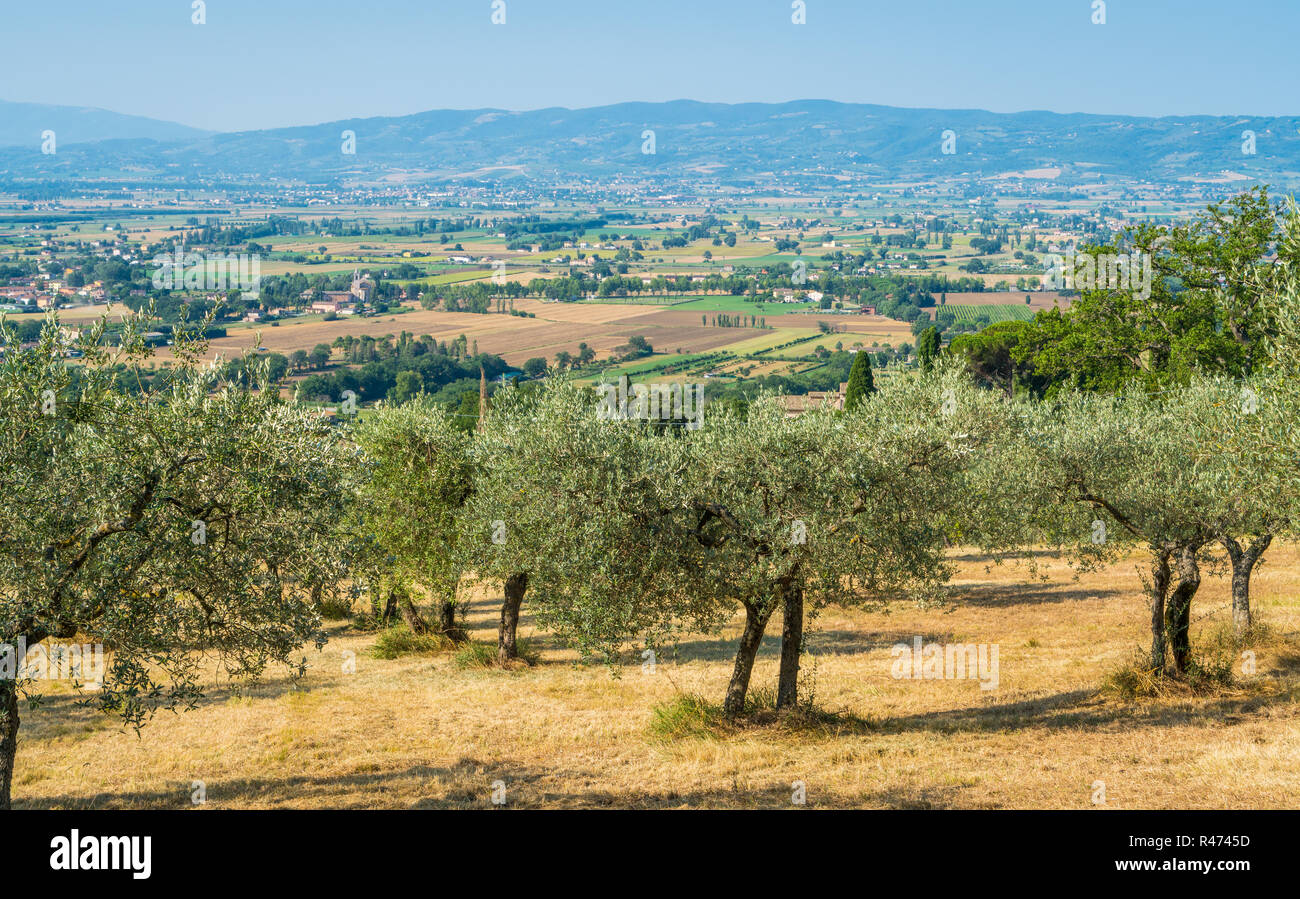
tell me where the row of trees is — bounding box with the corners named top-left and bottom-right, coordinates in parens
top-left (349, 346), bottom-right (1293, 717)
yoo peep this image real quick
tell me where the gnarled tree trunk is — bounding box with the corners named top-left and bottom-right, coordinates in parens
top-left (724, 600), bottom-right (776, 717)
top-left (0, 676), bottom-right (19, 811)
top-left (498, 572), bottom-right (528, 663)
top-left (401, 597), bottom-right (434, 635)
top-left (1222, 534), bottom-right (1272, 637)
top-left (776, 582), bottom-right (804, 710)
top-left (1147, 548), bottom-right (1171, 672)
top-left (1164, 543), bottom-right (1202, 677)
top-left (438, 599), bottom-right (466, 642)
top-left (380, 589), bottom-right (399, 627)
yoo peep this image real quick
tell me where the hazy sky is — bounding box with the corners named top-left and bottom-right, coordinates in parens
top-left (2, 0), bottom-right (1293, 132)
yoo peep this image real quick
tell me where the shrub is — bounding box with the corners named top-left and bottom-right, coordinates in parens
top-left (316, 596), bottom-right (355, 620)
top-left (370, 624), bottom-right (455, 659)
top-left (1102, 648), bottom-right (1237, 700)
top-left (649, 689), bottom-right (869, 740)
top-left (454, 639), bottom-right (539, 670)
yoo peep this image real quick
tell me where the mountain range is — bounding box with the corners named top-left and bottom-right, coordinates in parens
top-left (2, 99), bottom-right (1297, 187)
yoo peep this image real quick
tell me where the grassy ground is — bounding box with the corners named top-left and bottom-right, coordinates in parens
top-left (13, 545), bottom-right (1300, 809)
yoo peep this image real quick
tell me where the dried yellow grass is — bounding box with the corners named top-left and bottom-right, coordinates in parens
top-left (13, 545), bottom-right (1300, 809)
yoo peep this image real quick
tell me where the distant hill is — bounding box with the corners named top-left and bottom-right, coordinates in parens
top-left (2, 99), bottom-right (1297, 187)
top-left (0, 100), bottom-right (210, 148)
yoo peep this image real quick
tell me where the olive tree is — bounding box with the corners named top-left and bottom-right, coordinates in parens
top-left (1019, 385), bottom-right (1223, 675)
top-left (350, 399), bottom-right (473, 637)
top-left (1232, 201), bottom-right (1300, 583)
top-left (674, 368), bottom-right (1017, 715)
top-left (461, 379), bottom-right (701, 664)
top-left (0, 315), bottom-right (353, 809)
top-left (1178, 376), bottom-right (1291, 635)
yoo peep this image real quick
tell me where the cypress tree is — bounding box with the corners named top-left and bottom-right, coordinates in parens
top-left (919, 326), bottom-right (940, 372)
top-left (844, 351), bottom-right (875, 410)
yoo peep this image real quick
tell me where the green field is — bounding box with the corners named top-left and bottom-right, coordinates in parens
top-left (944, 303), bottom-right (1035, 323)
top-left (573, 351), bottom-right (731, 384)
top-left (671, 296), bottom-right (814, 316)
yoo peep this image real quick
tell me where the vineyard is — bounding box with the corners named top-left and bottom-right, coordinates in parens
top-left (944, 303), bottom-right (1036, 323)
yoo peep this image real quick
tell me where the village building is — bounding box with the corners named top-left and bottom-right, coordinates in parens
top-left (306, 269), bottom-right (371, 314)
top-left (780, 382), bottom-right (848, 417)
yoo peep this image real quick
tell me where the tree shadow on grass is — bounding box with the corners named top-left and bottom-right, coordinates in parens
top-left (16, 758), bottom-right (555, 810)
top-left (18, 756), bottom-right (886, 810)
top-left (948, 583), bottom-right (1125, 609)
top-left (647, 629), bottom-right (959, 665)
top-left (636, 633), bottom-right (782, 666)
top-left (803, 629), bottom-right (958, 658)
top-left (873, 687), bottom-right (1293, 737)
top-left (17, 663), bottom-right (352, 738)
top-left (946, 548), bottom-right (1067, 564)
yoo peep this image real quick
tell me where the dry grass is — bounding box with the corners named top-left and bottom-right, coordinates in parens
top-left (13, 545), bottom-right (1300, 809)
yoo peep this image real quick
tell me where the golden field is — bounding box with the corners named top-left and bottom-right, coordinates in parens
top-left (113, 300), bottom-right (920, 368)
top-left (13, 544), bottom-right (1300, 809)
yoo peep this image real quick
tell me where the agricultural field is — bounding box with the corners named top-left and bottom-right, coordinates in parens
top-left (943, 304), bottom-right (1036, 323)
top-left (671, 296), bottom-right (814, 316)
top-left (70, 294), bottom-right (913, 379)
top-left (941, 290), bottom-right (1070, 312)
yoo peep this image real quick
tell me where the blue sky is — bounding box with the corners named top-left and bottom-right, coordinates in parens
top-left (2, 0), bottom-right (1293, 131)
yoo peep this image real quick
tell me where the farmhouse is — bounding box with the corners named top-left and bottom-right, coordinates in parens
top-left (306, 270), bottom-right (371, 314)
top-left (311, 294), bottom-right (357, 314)
top-left (780, 382), bottom-right (847, 417)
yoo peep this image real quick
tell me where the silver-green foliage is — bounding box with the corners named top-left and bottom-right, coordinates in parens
top-left (0, 313), bottom-right (353, 742)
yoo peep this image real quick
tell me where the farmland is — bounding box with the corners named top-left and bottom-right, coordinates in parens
top-left (943, 303), bottom-right (1036, 323)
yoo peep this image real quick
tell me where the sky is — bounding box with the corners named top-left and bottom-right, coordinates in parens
top-left (2, 0), bottom-right (1294, 132)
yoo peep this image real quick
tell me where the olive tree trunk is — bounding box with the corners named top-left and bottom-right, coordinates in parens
top-left (1164, 544), bottom-right (1202, 677)
top-left (776, 583), bottom-right (804, 710)
top-left (1147, 548), bottom-right (1171, 672)
top-left (438, 600), bottom-right (467, 642)
top-left (723, 601), bottom-right (775, 717)
top-left (401, 597), bottom-right (434, 635)
top-left (1221, 534), bottom-right (1272, 637)
top-left (498, 572), bottom-right (528, 663)
top-left (380, 589), bottom-right (399, 627)
top-left (0, 677), bottom-right (19, 811)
